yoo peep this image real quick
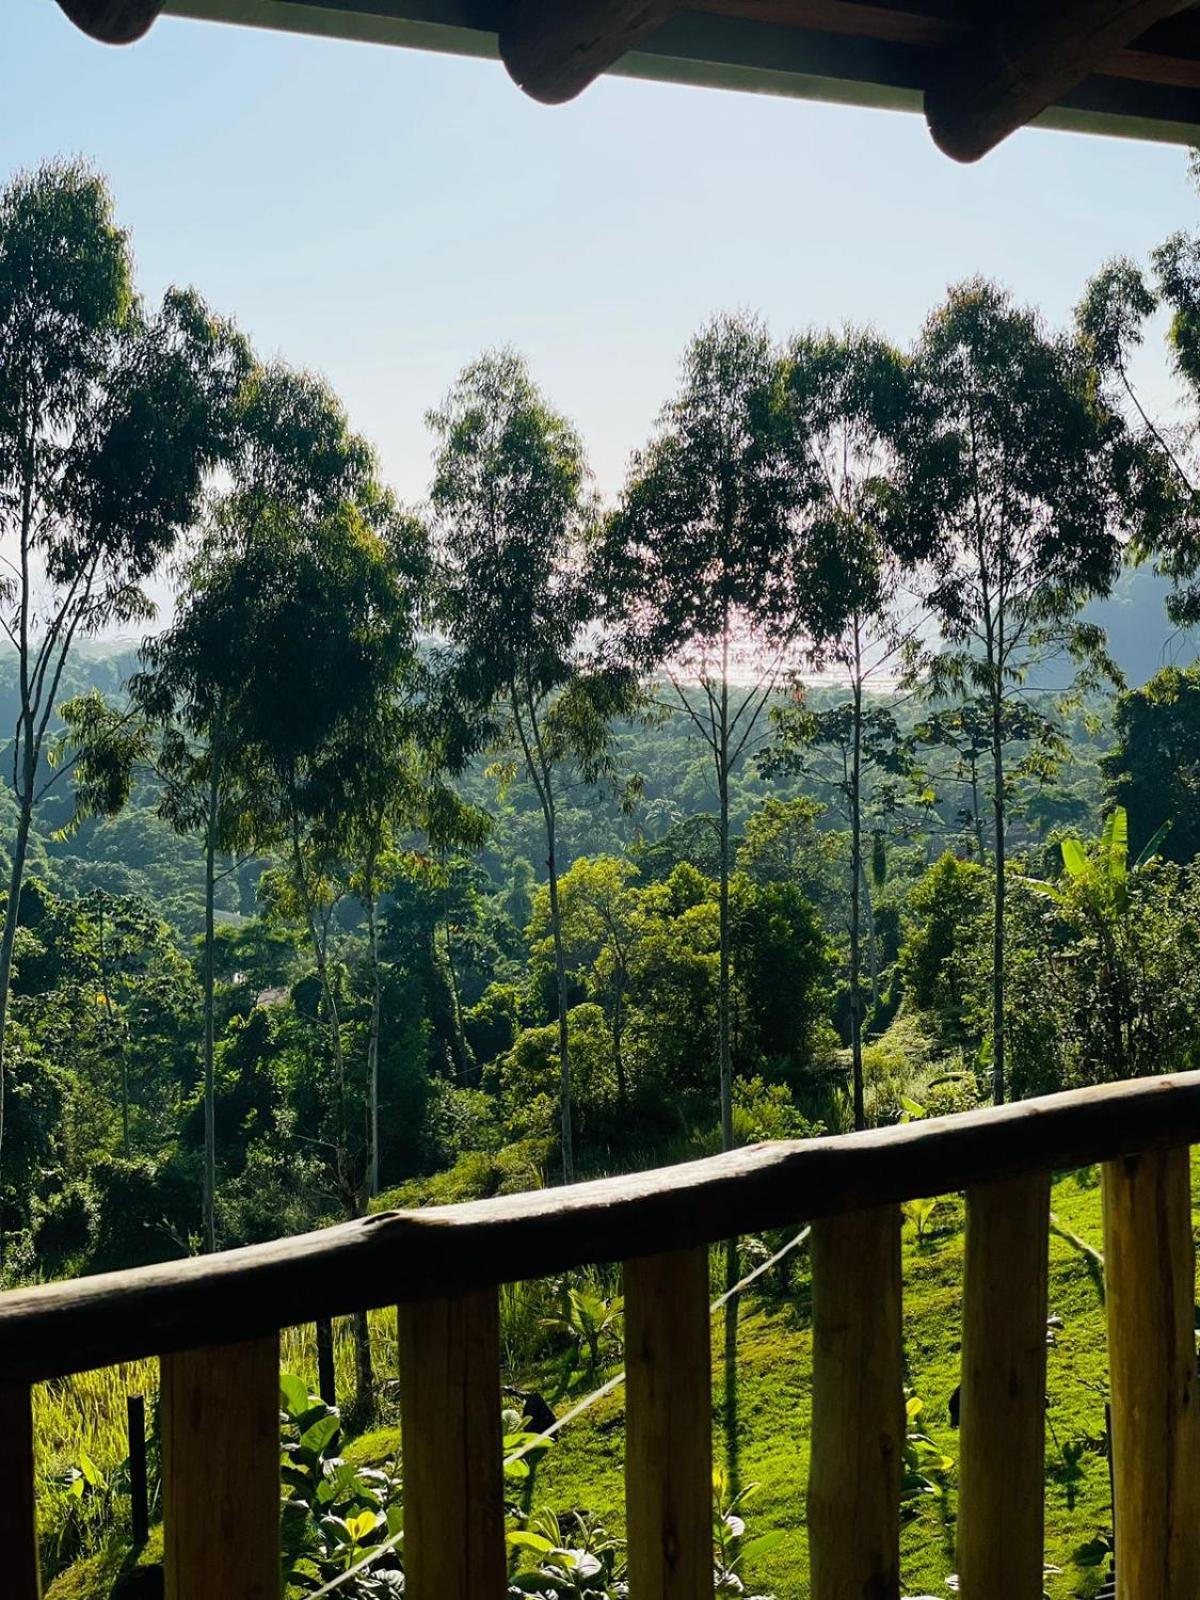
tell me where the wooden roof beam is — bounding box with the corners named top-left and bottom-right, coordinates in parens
top-left (54, 0), bottom-right (166, 43)
top-left (499, 0), bottom-right (680, 104)
top-left (925, 0), bottom-right (1191, 162)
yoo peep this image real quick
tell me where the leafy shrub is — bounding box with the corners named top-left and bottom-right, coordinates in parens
top-left (540, 1278), bottom-right (623, 1392)
top-left (33, 1181), bottom-right (98, 1270)
top-left (713, 1474), bottom-right (781, 1597)
top-left (423, 1078), bottom-right (504, 1166)
top-left (279, 1375), bottom-right (403, 1597)
top-left (465, 982), bottom-right (522, 1064)
top-left (731, 1076), bottom-right (823, 1145)
top-left (375, 1135), bottom-right (550, 1209)
top-left (900, 1393), bottom-right (953, 1518)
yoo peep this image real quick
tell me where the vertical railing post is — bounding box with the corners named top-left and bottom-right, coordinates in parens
top-left (397, 1287), bottom-right (506, 1599)
top-left (808, 1204), bottom-right (903, 1600)
top-left (957, 1173), bottom-right (1050, 1599)
top-left (624, 1247), bottom-right (713, 1600)
top-left (161, 1336), bottom-right (280, 1600)
top-left (1103, 1145), bottom-right (1200, 1598)
top-left (1, 1382), bottom-right (40, 1599)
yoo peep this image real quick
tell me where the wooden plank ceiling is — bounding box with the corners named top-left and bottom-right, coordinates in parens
top-left (55, 0), bottom-right (1200, 160)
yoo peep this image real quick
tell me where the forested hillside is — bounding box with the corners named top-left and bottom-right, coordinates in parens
top-left (6, 155), bottom-right (1200, 1599)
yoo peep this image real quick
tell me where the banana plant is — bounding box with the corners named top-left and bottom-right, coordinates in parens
top-left (1020, 805), bottom-right (1168, 916)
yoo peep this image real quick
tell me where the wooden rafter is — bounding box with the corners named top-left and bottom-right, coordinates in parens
top-left (499, 0), bottom-right (680, 104)
top-left (54, 0), bottom-right (166, 43)
top-left (925, 0), bottom-right (1191, 161)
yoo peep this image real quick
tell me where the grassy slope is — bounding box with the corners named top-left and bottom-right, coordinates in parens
top-left (524, 1168), bottom-right (1120, 1600)
top-left (47, 1163), bottom-right (1182, 1600)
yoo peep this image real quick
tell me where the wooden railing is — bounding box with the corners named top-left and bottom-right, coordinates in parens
top-left (6, 1070), bottom-right (1200, 1598)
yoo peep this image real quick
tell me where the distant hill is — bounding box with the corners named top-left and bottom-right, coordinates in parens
top-left (1082, 565), bottom-right (1198, 687)
top-left (0, 567), bottom-right (1191, 721)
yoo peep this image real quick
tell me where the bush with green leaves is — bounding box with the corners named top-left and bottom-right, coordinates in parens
top-left (505, 1474), bottom-right (780, 1600)
top-left (900, 1393), bottom-right (953, 1517)
top-left (507, 1509), bottom-right (627, 1598)
top-left (279, 1376), bottom-right (402, 1597)
top-left (540, 1276), bottom-right (624, 1392)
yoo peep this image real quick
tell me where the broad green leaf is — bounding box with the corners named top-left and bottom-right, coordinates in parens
top-left (1060, 837), bottom-right (1087, 880)
top-left (1133, 816), bottom-right (1172, 871)
top-left (280, 1374), bottom-right (310, 1420)
top-left (1106, 805), bottom-right (1128, 881)
top-left (300, 1413), bottom-right (340, 1458)
top-left (506, 1531), bottom-right (555, 1555)
top-left (741, 1530), bottom-right (787, 1561)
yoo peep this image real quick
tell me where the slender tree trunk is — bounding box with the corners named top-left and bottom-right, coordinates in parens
top-left (352, 1307), bottom-right (375, 1424)
top-left (312, 921), bottom-right (348, 1180)
top-left (545, 811), bottom-right (574, 1183)
top-left (440, 913), bottom-right (474, 1083)
top-left (202, 760), bottom-right (219, 1254)
top-left (718, 670), bottom-right (733, 1154)
top-left (861, 867), bottom-right (880, 1010)
top-left (990, 689), bottom-right (1006, 1106)
top-left (971, 759), bottom-right (986, 862)
top-left (716, 660), bottom-right (740, 1432)
top-left (304, 891), bottom-right (374, 1419)
top-left (849, 671), bottom-right (865, 1132)
top-left (98, 901), bottom-right (128, 1157)
top-left (0, 789), bottom-right (34, 1173)
top-left (288, 813), bottom-right (371, 1408)
top-left (612, 968), bottom-right (627, 1109)
top-left (511, 688), bottom-right (573, 1182)
top-left (366, 893), bottom-right (382, 1200)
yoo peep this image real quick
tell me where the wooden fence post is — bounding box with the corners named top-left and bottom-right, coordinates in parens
top-left (161, 1336), bottom-right (280, 1600)
top-left (315, 1317), bottom-right (336, 1408)
top-left (808, 1204), bottom-right (903, 1600)
top-left (1, 1382), bottom-right (40, 1599)
top-left (397, 1288), bottom-right (506, 1599)
top-left (1103, 1146), bottom-right (1200, 1599)
top-left (127, 1393), bottom-right (149, 1548)
top-left (957, 1173), bottom-right (1050, 1599)
top-left (624, 1247), bottom-right (713, 1600)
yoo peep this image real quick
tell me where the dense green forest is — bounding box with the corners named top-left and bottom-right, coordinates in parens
top-left (6, 155), bottom-right (1200, 1598)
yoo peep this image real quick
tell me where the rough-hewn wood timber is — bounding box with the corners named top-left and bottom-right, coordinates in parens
top-left (925, 0), bottom-right (1186, 161)
top-left (1, 1384), bottom-right (41, 1599)
top-left (161, 1336), bottom-right (280, 1600)
top-left (1102, 1146), bottom-right (1200, 1597)
top-left (807, 1205), bottom-right (903, 1600)
top-left (624, 1247), bottom-right (713, 1600)
top-left (54, 1), bottom-right (167, 42)
top-left (397, 1288), bottom-right (507, 1599)
top-left (2, 1071), bottom-right (1200, 1385)
top-left (957, 1174), bottom-right (1051, 1600)
top-left (499, 0), bottom-right (678, 103)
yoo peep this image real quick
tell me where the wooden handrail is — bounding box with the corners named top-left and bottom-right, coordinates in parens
top-left (8, 1071), bottom-right (1200, 1600)
top-left (2, 1070), bottom-right (1200, 1386)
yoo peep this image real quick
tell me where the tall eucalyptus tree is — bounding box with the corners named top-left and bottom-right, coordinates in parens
top-left (429, 349), bottom-right (639, 1184)
top-left (893, 280), bottom-right (1142, 1104)
top-left (0, 160), bottom-right (249, 1181)
top-left (765, 330), bottom-right (915, 1129)
top-left (599, 314), bottom-right (805, 1152)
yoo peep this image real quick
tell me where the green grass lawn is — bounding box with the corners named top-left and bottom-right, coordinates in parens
top-left (47, 1160), bottom-right (1188, 1599)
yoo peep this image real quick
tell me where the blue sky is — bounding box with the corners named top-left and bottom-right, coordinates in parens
top-left (6, 0), bottom-right (1199, 505)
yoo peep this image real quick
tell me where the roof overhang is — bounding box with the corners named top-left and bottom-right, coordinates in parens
top-left (57, 0), bottom-right (1200, 161)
